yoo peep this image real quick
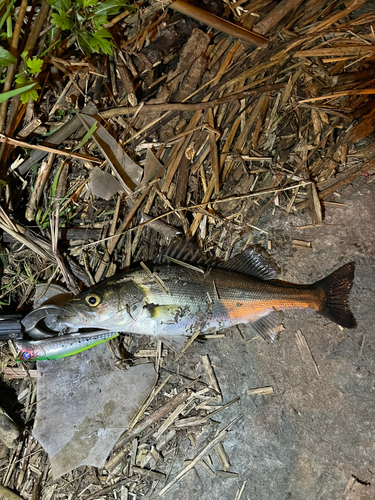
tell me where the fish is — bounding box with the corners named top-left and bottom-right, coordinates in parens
top-left (56, 243), bottom-right (357, 345)
top-left (15, 331), bottom-right (119, 361)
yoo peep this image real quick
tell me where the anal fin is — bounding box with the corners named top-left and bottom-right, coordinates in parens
top-left (247, 311), bottom-right (283, 343)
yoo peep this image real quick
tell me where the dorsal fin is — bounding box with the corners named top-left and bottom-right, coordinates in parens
top-left (156, 238), bottom-right (214, 267)
top-left (156, 239), bottom-right (277, 280)
top-left (218, 249), bottom-right (277, 280)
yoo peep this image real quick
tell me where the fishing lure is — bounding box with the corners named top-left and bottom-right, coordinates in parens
top-left (15, 331), bottom-right (119, 361)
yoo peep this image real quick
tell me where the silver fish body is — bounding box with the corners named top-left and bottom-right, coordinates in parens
top-left (57, 254), bottom-right (356, 343)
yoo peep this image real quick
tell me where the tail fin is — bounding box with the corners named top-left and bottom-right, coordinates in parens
top-left (314, 262), bottom-right (356, 328)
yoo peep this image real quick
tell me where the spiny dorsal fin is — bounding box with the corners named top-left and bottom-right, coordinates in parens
top-left (156, 238), bottom-right (214, 267)
top-left (218, 249), bottom-right (277, 280)
top-left (157, 239), bottom-right (277, 280)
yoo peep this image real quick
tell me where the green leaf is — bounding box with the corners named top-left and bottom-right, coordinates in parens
top-left (6, 13), bottom-right (11, 38)
top-left (35, 207), bottom-right (42, 226)
top-left (83, 0), bottom-right (98, 7)
top-left (0, 47), bottom-right (15, 66)
top-left (89, 28), bottom-right (113, 55)
top-left (94, 0), bottom-right (130, 16)
top-left (0, 0), bottom-right (15, 33)
top-left (0, 82), bottom-right (37, 104)
top-left (15, 75), bottom-right (28, 85)
top-left (77, 31), bottom-right (93, 56)
top-left (27, 57), bottom-right (43, 75)
top-left (51, 161), bottom-right (66, 198)
top-left (15, 76), bottom-right (40, 103)
top-left (47, 0), bottom-right (71, 12)
top-left (92, 13), bottom-right (107, 28)
top-left (94, 27), bottom-right (111, 38)
top-left (73, 121), bottom-right (98, 151)
top-left (20, 88), bottom-right (39, 104)
top-left (0, 252), bottom-right (8, 269)
top-left (51, 10), bottom-right (71, 30)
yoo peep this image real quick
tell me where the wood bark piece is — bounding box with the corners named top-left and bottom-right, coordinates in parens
top-left (0, 406), bottom-right (19, 448)
top-left (170, 0), bottom-right (269, 47)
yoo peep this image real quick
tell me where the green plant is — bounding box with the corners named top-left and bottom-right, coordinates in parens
top-left (48, 0), bottom-right (134, 56)
top-left (0, 0), bottom-right (16, 68)
top-left (0, 46), bottom-right (15, 67)
top-left (14, 51), bottom-right (43, 103)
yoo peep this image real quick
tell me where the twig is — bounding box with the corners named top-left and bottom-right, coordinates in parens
top-left (101, 84), bottom-right (284, 117)
top-left (174, 331), bottom-right (201, 363)
top-left (84, 181), bottom-right (311, 249)
top-left (254, 0), bottom-right (304, 35)
top-left (83, 480), bottom-right (130, 500)
top-left (25, 153), bottom-right (55, 221)
top-left (110, 389), bottom-right (190, 456)
top-left (0, 135), bottom-right (101, 164)
top-left (128, 375), bottom-right (172, 430)
top-left (170, 0), bottom-right (269, 47)
top-left (158, 415), bottom-right (242, 496)
top-left (295, 330), bottom-right (320, 376)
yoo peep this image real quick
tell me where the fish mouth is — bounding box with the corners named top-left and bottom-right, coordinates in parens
top-left (56, 305), bottom-right (97, 330)
top-left (56, 305), bottom-right (115, 335)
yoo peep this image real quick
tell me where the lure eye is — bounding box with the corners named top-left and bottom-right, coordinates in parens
top-left (85, 293), bottom-right (101, 307)
top-left (22, 351), bottom-right (31, 360)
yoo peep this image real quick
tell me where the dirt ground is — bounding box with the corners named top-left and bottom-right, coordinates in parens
top-left (161, 179), bottom-right (375, 500)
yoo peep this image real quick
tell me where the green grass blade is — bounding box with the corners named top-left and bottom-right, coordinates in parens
top-left (73, 121), bottom-right (98, 151)
top-left (0, 83), bottom-right (37, 104)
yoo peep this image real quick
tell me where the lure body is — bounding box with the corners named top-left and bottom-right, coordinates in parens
top-left (57, 249), bottom-right (356, 343)
top-left (15, 331), bottom-right (118, 361)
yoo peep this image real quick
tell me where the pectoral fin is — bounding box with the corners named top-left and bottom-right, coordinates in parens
top-left (143, 303), bottom-right (195, 351)
top-left (144, 303), bottom-right (189, 323)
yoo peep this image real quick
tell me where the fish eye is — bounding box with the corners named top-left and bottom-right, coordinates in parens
top-left (85, 293), bottom-right (101, 307)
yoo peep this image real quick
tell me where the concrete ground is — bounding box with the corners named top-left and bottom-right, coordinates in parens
top-left (162, 179), bottom-right (375, 500)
